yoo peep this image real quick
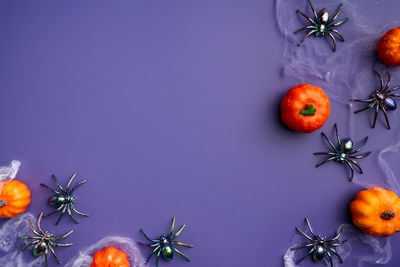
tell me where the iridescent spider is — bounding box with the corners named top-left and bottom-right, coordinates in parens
top-left (313, 124), bottom-right (371, 181)
top-left (138, 217), bottom-right (193, 267)
top-left (294, 0), bottom-right (349, 51)
top-left (18, 212), bottom-right (73, 266)
top-left (352, 71), bottom-right (400, 129)
top-left (40, 173), bottom-right (89, 225)
top-left (291, 218), bottom-right (346, 266)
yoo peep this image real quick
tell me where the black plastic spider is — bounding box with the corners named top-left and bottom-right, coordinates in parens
top-left (138, 217), bottom-right (193, 267)
top-left (40, 173), bottom-right (89, 225)
top-left (352, 71), bottom-right (400, 129)
top-left (18, 212), bottom-right (73, 266)
top-left (291, 218), bottom-right (346, 266)
top-left (294, 0), bottom-right (349, 51)
top-left (313, 124), bottom-right (371, 181)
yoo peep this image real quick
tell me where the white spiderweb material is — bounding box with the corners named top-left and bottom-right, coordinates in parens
top-left (0, 213), bottom-right (45, 267)
top-left (65, 236), bottom-right (146, 267)
top-left (277, 0), bottom-right (400, 265)
top-left (0, 160), bottom-right (21, 193)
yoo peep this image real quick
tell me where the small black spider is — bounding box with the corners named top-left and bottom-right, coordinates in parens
top-left (291, 218), bottom-right (346, 266)
top-left (18, 212), bottom-right (73, 266)
top-left (40, 173), bottom-right (89, 225)
top-left (294, 0), bottom-right (349, 51)
top-left (138, 217), bottom-right (193, 267)
top-left (313, 124), bottom-right (371, 181)
top-left (352, 71), bottom-right (400, 129)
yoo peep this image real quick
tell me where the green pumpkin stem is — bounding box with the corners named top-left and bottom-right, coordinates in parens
top-left (0, 199), bottom-right (7, 207)
top-left (381, 211), bottom-right (396, 220)
top-left (299, 104), bottom-right (316, 116)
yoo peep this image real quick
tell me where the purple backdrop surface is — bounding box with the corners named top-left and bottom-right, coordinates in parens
top-left (0, 0), bottom-right (400, 266)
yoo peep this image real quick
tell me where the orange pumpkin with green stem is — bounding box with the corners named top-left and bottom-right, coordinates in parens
top-left (0, 180), bottom-right (31, 218)
top-left (281, 84), bottom-right (330, 133)
top-left (377, 27), bottom-right (400, 66)
top-left (350, 186), bottom-right (400, 237)
top-left (91, 246), bottom-right (130, 267)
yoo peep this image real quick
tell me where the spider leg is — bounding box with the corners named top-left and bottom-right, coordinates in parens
top-left (388, 93), bottom-right (400, 97)
top-left (295, 247), bottom-right (315, 265)
top-left (326, 250), bottom-right (334, 267)
top-left (350, 136), bottom-right (369, 154)
top-left (171, 224), bottom-right (186, 240)
top-left (385, 72), bottom-right (391, 91)
top-left (315, 156), bottom-right (336, 168)
top-left (327, 32), bottom-right (337, 52)
top-left (67, 204), bottom-right (79, 224)
top-left (313, 152), bottom-right (335, 156)
top-left (55, 206), bottom-right (68, 225)
top-left (328, 247), bottom-right (343, 263)
top-left (307, 0), bottom-right (318, 19)
top-left (328, 3), bottom-right (343, 24)
top-left (66, 173), bottom-right (77, 192)
top-left (290, 243), bottom-right (314, 250)
top-left (53, 242), bottom-right (74, 247)
top-left (349, 151), bottom-right (371, 159)
top-left (381, 106), bottom-right (391, 129)
top-left (296, 10), bottom-right (318, 26)
top-left (140, 229), bottom-right (158, 242)
top-left (49, 245), bottom-right (62, 264)
top-left (167, 216), bottom-right (176, 238)
top-left (330, 17), bottom-right (349, 27)
top-left (40, 183), bottom-right (61, 195)
top-left (172, 241), bottom-right (194, 247)
top-left (305, 218), bottom-right (316, 237)
top-left (374, 71), bottom-right (384, 90)
top-left (329, 29), bottom-right (344, 42)
top-left (45, 247), bottom-right (49, 267)
top-left (69, 179), bottom-right (88, 194)
top-left (37, 212), bottom-right (45, 234)
top-left (146, 245), bottom-right (161, 263)
top-left (54, 229), bottom-right (74, 240)
top-left (155, 250), bottom-right (161, 267)
top-left (29, 216), bottom-right (41, 236)
top-left (43, 205), bottom-right (64, 218)
top-left (18, 236), bottom-right (41, 240)
top-left (173, 247), bottom-right (191, 261)
top-left (334, 124), bottom-right (341, 147)
top-left (354, 101), bottom-right (377, 114)
top-left (295, 227), bottom-right (313, 241)
top-left (71, 203), bottom-right (89, 216)
top-left (330, 240), bottom-right (348, 247)
top-left (372, 104), bottom-right (379, 128)
top-left (321, 132), bottom-right (337, 151)
top-left (298, 30), bottom-right (317, 46)
top-left (386, 86), bottom-right (400, 93)
top-left (52, 175), bottom-right (66, 193)
top-left (137, 242), bottom-right (157, 247)
top-left (327, 225), bottom-right (344, 242)
top-left (348, 159), bottom-right (363, 174)
top-left (352, 98), bottom-right (374, 103)
top-left (294, 25), bottom-right (315, 34)
top-left (17, 241), bottom-right (37, 253)
top-left (344, 161), bottom-right (354, 181)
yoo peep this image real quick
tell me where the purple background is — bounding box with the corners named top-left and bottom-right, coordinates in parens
top-left (0, 0), bottom-right (400, 266)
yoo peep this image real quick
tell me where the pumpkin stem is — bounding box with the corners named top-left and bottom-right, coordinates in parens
top-left (0, 199), bottom-right (7, 207)
top-left (299, 104), bottom-right (316, 115)
top-left (381, 211), bottom-right (396, 220)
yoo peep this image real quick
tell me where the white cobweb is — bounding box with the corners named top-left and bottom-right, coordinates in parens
top-left (65, 236), bottom-right (146, 267)
top-left (0, 213), bottom-right (45, 267)
top-left (0, 160), bottom-right (21, 193)
top-left (277, 0), bottom-right (400, 265)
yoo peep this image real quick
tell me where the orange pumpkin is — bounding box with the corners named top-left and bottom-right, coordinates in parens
top-left (281, 84), bottom-right (330, 133)
top-left (0, 180), bottom-right (31, 218)
top-left (377, 26), bottom-right (400, 66)
top-left (350, 186), bottom-right (400, 237)
top-left (91, 246), bottom-right (130, 267)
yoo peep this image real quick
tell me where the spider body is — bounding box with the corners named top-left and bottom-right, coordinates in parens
top-left (138, 217), bottom-right (193, 267)
top-left (40, 173), bottom-right (89, 225)
top-left (353, 71), bottom-right (400, 129)
top-left (313, 124), bottom-right (371, 181)
top-left (18, 212), bottom-right (73, 266)
top-left (291, 218), bottom-right (346, 266)
top-left (294, 0), bottom-right (349, 51)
